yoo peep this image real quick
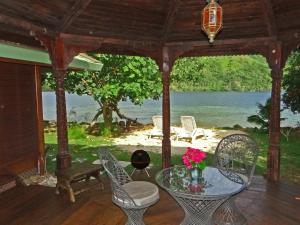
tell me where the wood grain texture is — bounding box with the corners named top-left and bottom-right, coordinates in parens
top-left (0, 0), bottom-right (299, 56)
top-left (34, 66), bottom-right (45, 175)
top-left (0, 0), bottom-right (299, 180)
top-left (0, 62), bottom-right (41, 175)
top-left (0, 172), bottom-right (299, 225)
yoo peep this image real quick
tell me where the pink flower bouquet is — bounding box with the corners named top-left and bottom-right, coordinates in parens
top-left (182, 147), bottom-right (207, 170)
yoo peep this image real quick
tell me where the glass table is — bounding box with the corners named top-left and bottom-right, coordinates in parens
top-left (155, 166), bottom-right (246, 225)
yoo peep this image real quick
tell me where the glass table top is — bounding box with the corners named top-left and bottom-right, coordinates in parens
top-left (155, 166), bottom-right (246, 198)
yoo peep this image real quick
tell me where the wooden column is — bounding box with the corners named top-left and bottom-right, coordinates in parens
top-left (266, 42), bottom-right (286, 181)
top-left (156, 47), bottom-right (175, 168)
top-left (46, 37), bottom-right (79, 169)
top-left (54, 69), bottom-right (71, 169)
top-left (34, 65), bottom-right (46, 175)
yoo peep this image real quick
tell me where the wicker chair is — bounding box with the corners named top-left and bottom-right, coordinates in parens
top-left (98, 148), bottom-right (159, 225)
top-left (212, 134), bottom-right (259, 225)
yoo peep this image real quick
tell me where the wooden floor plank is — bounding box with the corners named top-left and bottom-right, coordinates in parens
top-left (0, 171), bottom-right (299, 225)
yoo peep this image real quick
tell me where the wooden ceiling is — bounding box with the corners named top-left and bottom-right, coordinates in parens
top-left (0, 0), bottom-right (299, 58)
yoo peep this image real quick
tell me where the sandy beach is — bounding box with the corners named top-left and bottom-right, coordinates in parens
top-left (113, 126), bottom-right (246, 155)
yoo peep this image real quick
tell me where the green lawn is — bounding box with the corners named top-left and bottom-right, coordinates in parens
top-left (45, 125), bottom-right (300, 185)
top-left (247, 129), bottom-right (300, 184)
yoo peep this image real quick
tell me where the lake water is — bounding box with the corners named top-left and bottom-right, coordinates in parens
top-left (42, 91), bottom-right (300, 128)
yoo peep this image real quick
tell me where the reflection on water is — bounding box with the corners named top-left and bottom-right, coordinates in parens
top-left (42, 91), bottom-right (300, 128)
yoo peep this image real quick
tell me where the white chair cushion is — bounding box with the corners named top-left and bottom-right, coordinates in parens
top-left (122, 181), bottom-right (159, 206)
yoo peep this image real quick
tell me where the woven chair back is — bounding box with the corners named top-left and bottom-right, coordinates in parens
top-left (214, 134), bottom-right (259, 185)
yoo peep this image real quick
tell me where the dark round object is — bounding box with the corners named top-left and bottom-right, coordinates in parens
top-left (131, 150), bottom-right (150, 170)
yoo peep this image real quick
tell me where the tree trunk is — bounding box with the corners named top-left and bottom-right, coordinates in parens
top-left (102, 101), bottom-right (113, 131)
top-left (87, 109), bottom-right (103, 134)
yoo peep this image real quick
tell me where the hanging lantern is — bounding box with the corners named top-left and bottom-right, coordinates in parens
top-left (202, 0), bottom-right (223, 43)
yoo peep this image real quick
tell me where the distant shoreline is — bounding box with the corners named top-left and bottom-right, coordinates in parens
top-left (42, 91), bottom-right (300, 128)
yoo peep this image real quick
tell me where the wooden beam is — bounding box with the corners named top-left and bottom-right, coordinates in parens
top-left (261, 0), bottom-right (278, 37)
top-left (279, 29), bottom-right (300, 43)
top-left (163, 37), bottom-right (276, 58)
top-left (0, 13), bottom-right (50, 35)
top-left (161, 0), bottom-right (181, 41)
top-left (166, 37), bottom-right (276, 47)
top-left (56, 0), bottom-right (93, 32)
top-left (59, 33), bottom-right (159, 48)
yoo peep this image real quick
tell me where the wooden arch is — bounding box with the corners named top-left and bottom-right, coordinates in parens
top-left (0, 0), bottom-right (300, 181)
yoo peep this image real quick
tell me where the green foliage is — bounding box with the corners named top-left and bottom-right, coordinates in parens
top-left (194, 161), bottom-right (206, 170)
top-left (43, 54), bottom-right (162, 130)
top-left (283, 50), bottom-right (300, 114)
top-left (247, 98), bottom-right (272, 131)
top-left (44, 55), bottom-right (161, 105)
top-left (68, 124), bottom-right (87, 139)
top-left (45, 126), bottom-right (111, 172)
top-left (45, 125), bottom-right (300, 184)
top-left (247, 98), bottom-right (285, 131)
top-left (101, 127), bottom-right (112, 137)
top-left (171, 55), bottom-right (271, 91)
top-left (94, 54), bottom-right (162, 104)
top-left (247, 128), bottom-right (300, 184)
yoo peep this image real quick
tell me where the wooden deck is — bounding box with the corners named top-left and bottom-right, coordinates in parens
top-left (0, 170), bottom-right (299, 225)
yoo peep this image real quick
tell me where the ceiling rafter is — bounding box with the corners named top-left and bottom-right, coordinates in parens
top-left (0, 13), bottom-right (51, 35)
top-left (161, 0), bottom-right (181, 41)
top-left (56, 0), bottom-right (93, 32)
top-left (261, 0), bottom-right (278, 37)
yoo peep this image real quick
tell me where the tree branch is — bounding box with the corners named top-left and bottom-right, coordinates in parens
top-left (113, 106), bottom-right (142, 125)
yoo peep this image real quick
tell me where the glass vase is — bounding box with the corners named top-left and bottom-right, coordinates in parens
top-left (190, 168), bottom-right (202, 185)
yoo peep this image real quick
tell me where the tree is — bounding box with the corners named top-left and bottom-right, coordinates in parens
top-left (283, 50), bottom-right (300, 114)
top-left (43, 54), bottom-right (162, 133)
top-left (247, 98), bottom-right (285, 131)
top-left (171, 55), bottom-right (271, 91)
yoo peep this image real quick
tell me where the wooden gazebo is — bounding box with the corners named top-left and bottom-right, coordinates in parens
top-left (0, 0), bottom-right (299, 182)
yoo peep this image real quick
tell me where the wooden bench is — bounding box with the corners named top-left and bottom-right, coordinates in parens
top-left (55, 162), bottom-right (104, 203)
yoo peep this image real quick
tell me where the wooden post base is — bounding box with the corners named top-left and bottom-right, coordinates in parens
top-left (56, 153), bottom-right (72, 170)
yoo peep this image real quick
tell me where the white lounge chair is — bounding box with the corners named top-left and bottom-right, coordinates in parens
top-left (176, 116), bottom-right (206, 143)
top-left (149, 115), bottom-right (163, 138)
top-left (149, 115), bottom-right (176, 139)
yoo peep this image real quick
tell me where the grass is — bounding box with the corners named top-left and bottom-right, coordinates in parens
top-left (44, 124), bottom-right (300, 185)
top-left (45, 124), bottom-right (112, 172)
top-left (247, 128), bottom-right (300, 184)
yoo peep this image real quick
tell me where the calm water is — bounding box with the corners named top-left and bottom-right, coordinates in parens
top-left (42, 92), bottom-right (300, 128)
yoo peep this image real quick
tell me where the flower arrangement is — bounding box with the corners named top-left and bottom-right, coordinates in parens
top-left (182, 147), bottom-right (207, 170)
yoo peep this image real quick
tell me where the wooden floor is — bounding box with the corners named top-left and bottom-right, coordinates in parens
top-left (0, 170), bottom-right (300, 225)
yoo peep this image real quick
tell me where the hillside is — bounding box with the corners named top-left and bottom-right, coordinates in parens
top-left (171, 55), bottom-right (272, 92)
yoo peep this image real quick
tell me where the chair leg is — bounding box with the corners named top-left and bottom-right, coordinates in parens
top-left (144, 168), bottom-right (150, 177)
top-left (122, 207), bottom-right (148, 225)
top-left (66, 182), bottom-right (76, 203)
top-left (130, 168), bottom-right (137, 177)
top-left (191, 137), bottom-right (196, 144)
top-left (213, 198), bottom-right (247, 225)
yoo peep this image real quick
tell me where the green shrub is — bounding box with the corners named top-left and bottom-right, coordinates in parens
top-left (68, 124), bottom-right (87, 139)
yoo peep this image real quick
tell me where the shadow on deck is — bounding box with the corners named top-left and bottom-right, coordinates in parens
top-left (0, 168), bottom-right (299, 225)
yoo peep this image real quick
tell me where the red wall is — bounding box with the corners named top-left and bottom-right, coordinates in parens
top-left (0, 61), bottom-right (43, 175)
